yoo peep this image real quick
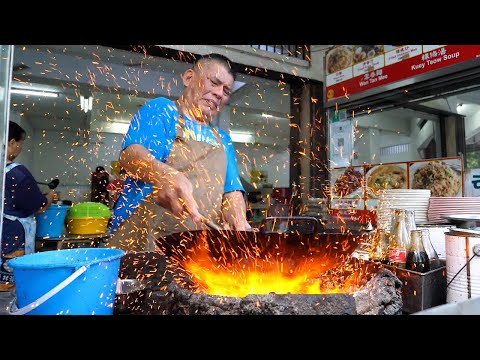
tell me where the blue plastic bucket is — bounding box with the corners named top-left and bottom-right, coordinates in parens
top-left (7, 248), bottom-right (124, 315)
top-left (35, 204), bottom-right (70, 238)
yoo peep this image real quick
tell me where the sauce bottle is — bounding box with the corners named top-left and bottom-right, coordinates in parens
top-left (388, 209), bottom-right (412, 269)
top-left (369, 229), bottom-right (389, 264)
top-left (406, 229), bottom-right (430, 273)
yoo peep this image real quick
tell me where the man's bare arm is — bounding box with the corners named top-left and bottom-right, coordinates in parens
top-left (119, 144), bottom-right (202, 221)
top-left (221, 190), bottom-right (251, 231)
top-left (35, 191), bottom-right (59, 214)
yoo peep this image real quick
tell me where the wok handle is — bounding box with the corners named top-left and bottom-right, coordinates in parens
top-left (260, 216), bottom-right (322, 235)
top-left (200, 215), bottom-right (224, 231)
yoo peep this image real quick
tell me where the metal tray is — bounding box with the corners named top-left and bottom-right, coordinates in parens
top-left (383, 261), bottom-right (447, 314)
top-left (445, 214), bottom-right (480, 230)
top-left (445, 214), bottom-right (480, 221)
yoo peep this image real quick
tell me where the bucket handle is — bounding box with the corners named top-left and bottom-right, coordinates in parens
top-left (446, 244), bottom-right (480, 289)
top-left (8, 265), bottom-right (88, 315)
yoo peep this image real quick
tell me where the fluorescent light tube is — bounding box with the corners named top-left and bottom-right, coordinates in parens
top-left (101, 121), bottom-right (130, 134)
top-left (80, 95), bottom-right (93, 112)
top-left (230, 131), bottom-right (254, 143)
top-left (11, 88), bottom-right (59, 98)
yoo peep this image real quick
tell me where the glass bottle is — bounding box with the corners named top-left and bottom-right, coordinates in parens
top-left (420, 229), bottom-right (441, 270)
top-left (406, 229), bottom-right (430, 273)
top-left (369, 229), bottom-right (389, 264)
top-left (388, 209), bottom-right (411, 268)
top-left (404, 209), bottom-right (417, 234)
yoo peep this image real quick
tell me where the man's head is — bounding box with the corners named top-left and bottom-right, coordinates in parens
top-left (180, 53), bottom-right (235, 122)
top-left (7, 121), bottom-right (26, 161)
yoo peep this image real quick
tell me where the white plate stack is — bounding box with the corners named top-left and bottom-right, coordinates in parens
top-left (428, 197), bottom-right (480, 224)
top-left (376, 189), bottom-right (431, 231)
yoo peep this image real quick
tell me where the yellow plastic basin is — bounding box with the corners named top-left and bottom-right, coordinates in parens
top-left (66, 217), bottom-right (109, 235)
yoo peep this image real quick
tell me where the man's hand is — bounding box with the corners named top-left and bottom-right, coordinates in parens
top-left (36, 191), bottom-right (60, 214)
top-left (120, 144), bottom-right (203, 223)
top-left (222, 191), bottom-right (251, 231)
top-left (51, 191), bottom-right (60, 203)
top-left (151, 170), bottom-right (202, 223)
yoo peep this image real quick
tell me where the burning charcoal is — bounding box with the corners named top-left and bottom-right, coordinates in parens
top-left (131, 264), bottom-right (402, 315)
top-left (158, 281), bottom-right (357, 315)
top-left (127, 231), bottom-right (402, 315)
top-left (240, 293), bottom-right (357, 315)
top-left (353, 268), bottom-right (403, 315)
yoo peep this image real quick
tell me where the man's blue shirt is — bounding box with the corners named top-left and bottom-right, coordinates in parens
top-left (111, 97), bottom-right (244, 230)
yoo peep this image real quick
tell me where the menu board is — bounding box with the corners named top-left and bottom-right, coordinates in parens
top-left (329, 157), bottom-right (464, 210)
top-left (325, 45), bottom-right (480, 103)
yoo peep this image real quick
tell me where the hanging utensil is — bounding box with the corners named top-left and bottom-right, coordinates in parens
top-left (37, 178), bottom-right (60, 190)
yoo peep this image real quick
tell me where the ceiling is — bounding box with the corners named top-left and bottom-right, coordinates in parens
top-left (11, 45), bottom-right (480, 148)
top-left (9, 45), bottom-right (291, 146)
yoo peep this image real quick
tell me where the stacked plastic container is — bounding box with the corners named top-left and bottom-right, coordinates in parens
top-left (66, 202), bottom-right (111, 235)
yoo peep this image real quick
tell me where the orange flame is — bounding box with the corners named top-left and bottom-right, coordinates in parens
top-left (180, 240), bottom-right (364, 298)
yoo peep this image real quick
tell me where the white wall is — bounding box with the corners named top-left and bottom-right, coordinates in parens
top-left (379, 131), bottom-right (419, 163)
top-left (354, 127), bottom-right (378, 165)
top-left (411, 118), bottom-right (437, 159)
top-left (355, 111), bottom-right (411, 134)
top-left (465, 106), bottom-right (480, 141)
top-left (9, 45), bottom-right (306, 200)
top-left (30, 127), bottom-right (123, 203)
top-left (234, 143), bottom-right (290, 188)
top-left (229, 78), bottom-right (291, 113)
top-left (352, 109), bottom-right (426, 165)
top-left (11, 111), bottom-right (34, 170)
top-left (10, 113), bottom-right (124, 204)
top-left (13, 46), bottom-right (185, 100)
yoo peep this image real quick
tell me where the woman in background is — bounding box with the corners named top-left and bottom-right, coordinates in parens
top-left (0, 121), bottom-right (58, 291)
top-left (91, 166), bottom-right (110, 206)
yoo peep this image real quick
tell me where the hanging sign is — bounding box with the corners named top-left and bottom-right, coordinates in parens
top-left (325, 45), bottom-right (480, 103)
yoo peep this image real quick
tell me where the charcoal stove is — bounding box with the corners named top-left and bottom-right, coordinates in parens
top-left (116, 223), bottom-right (403, 315)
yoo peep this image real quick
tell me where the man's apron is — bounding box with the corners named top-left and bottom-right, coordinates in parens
top-left (3, 162), bottom-right (36, 255)
top-left (109, 117), bottom-right (227, 252)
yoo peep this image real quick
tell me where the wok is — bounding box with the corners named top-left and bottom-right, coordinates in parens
top-left (155, 216), bottom-right (366, 270)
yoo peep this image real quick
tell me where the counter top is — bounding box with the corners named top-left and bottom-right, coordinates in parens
top-left (36, 233), bottom-right (110, 250)
top-left (36, 233), bottom-right (110, 241)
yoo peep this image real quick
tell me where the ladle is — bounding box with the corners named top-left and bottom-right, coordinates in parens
top-left (37, 178), bottom-right (60, 190)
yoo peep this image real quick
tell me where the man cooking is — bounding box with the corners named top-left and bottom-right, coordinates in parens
top-left (109, 53), bottom-right (250, 252)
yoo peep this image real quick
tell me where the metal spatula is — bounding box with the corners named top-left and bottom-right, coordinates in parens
top-left (200, 215), bottom-right (224, 231)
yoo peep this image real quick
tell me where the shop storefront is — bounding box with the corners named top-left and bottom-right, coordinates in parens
top-left (323, 45), bottom-right (480, 227)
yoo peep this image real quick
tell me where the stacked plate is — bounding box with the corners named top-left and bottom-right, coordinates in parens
top-left (376, 189), bottom-right (431, 231)
top-left (428, 197), bottom-right (480, 224)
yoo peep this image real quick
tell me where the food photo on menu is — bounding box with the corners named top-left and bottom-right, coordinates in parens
top-left (409, 159), bottom-right (463, 197)
top-left (326, 46), bottom-right (353, 74)
top-left (331, 166), bottom-right (364, 198)
top-left (353, 45), bottom-right (384, 64)
top-left (365, 163), bottom-right (408, 198)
